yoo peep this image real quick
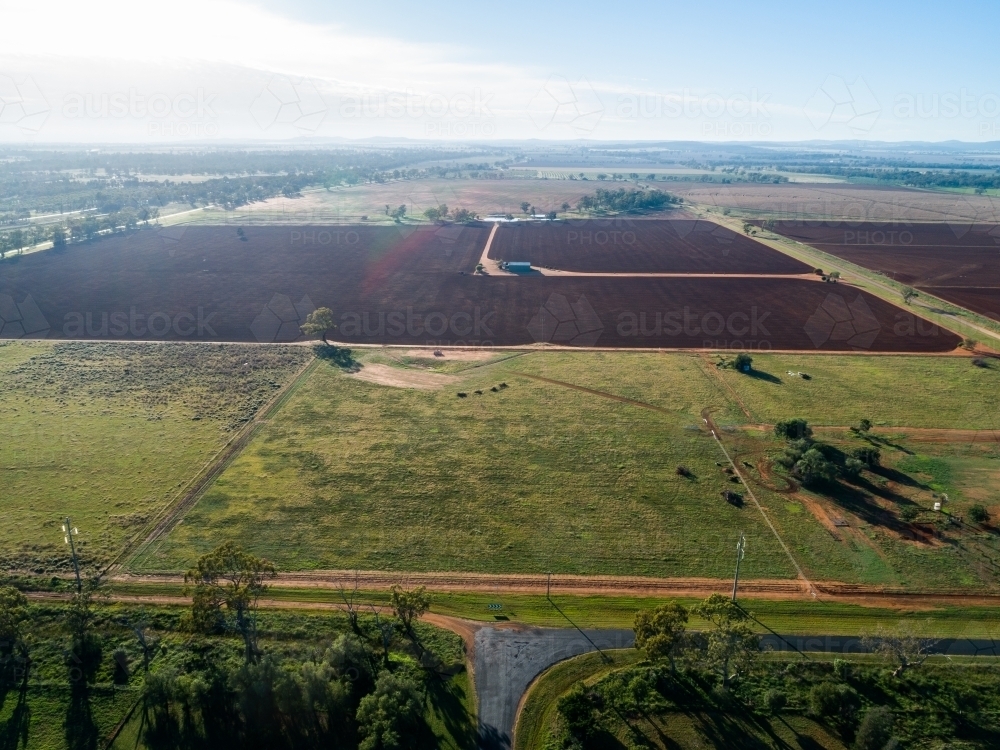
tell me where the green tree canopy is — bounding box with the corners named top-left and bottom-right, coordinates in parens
top-left (300, 307), bottom-right (337, 345)
top-left (185, 542), bottom-right (277, 663)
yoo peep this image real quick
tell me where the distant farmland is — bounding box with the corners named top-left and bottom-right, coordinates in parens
top-left (489, 219), bottom-right (811, 274)
top-left (0, 224), bottom-right (959, 351)
top-left (762, 221), bottom-right (1000, 320)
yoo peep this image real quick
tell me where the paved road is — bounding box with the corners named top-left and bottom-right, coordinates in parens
top-left (474, 626), bottom-right (1000, 749)
top-left (474, 625), bottom-right (634, 749)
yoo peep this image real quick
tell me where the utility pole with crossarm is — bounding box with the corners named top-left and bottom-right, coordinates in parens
top-left (732, 532), bottom-right (746, 603)
top-left (62, 518), bottom-right (82, 593)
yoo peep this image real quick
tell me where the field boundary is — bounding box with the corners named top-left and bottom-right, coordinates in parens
top-left (114, 355), bottom-right (320, 572)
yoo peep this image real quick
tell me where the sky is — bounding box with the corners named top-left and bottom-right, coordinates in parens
top-left (1, 0), bottom-right (999, 144)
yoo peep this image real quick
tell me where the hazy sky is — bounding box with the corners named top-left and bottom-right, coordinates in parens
top-left (1, 0), bottom-right (998, 143)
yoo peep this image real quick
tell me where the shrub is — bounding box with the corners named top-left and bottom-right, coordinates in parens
top-left (557, 684), bottom-right (601, 740)
top-left (972, 358), bottom-right (989, 368)
top-left (843, 457), bottom-right (866, 478)
top-left (733, 352), bottom-right (753, 372)
top-left (763, 688), bottom-right (786, 714)
top-left (722, 490), bottom-right (744, 507)
top-left (852, 446), bottom-right (881, 467)
top-left (899, 505), bottom-right (919, 522)
top-left (854, 705), bottom-right (894, 750)
top-left (809, 681), bottom-right (858, 719)
top-left (775, 418), bottom-right (813, 440)
top-left (969, 504), bottom-right (990, 524)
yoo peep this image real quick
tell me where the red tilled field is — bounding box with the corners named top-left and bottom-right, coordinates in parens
top-left (762, 221), bottom-right (1000, 319)
top-left (489, 219), bottom-right (812, 274)
top-left (764, 221), bottom-right (1000, 286)
top-left (0, 225), bottom-right (958, 351)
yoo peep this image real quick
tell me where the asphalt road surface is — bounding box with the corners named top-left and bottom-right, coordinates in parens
top-left (474, 625), bottom-right (634, 749)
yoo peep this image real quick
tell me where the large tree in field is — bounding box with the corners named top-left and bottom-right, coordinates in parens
top-left (300, 307), bottom-right (336, 346)
top-left (692, 594), bottom-right (759, 688)
top-left (185, 543), bottom-right (277, 663)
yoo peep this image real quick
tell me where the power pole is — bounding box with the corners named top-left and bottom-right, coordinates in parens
top-left (63, 517), bottom-right (82, 593)
top-left (732, 532), bottom-right (746, 603)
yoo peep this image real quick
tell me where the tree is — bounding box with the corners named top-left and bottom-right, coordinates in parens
top-left (852, 446), bottom-right (881, 467)
top-left (855, 705), bottom-right (895, 750)
top-left (0, 587), bottom-right (28, 657)
top-left (300, 307), bottom-right (336, 346)
top-left (185, 542), bottom-right (277, 663)
top-left (423, 207), bottom-right (441, 221)
top-left (546, 211), bottom-right (557, 220)
top-left (452, 208), bottom-right (476, 222)
top-left (794, 447), bottom-right (837, 486)
top-left (52, 226), bottom-right (67, 249)
top-left (10, 229), bottom-right (25, 255)
top-left (969, 504), bottom-right (990, 524)
top-left (390, 205), bottom-right (406, 222)
top-left (733, 352), bottom-right (753, 372)
top-left (901, 286), bottom-right (918, 304)
top-left (692, 594), bottom-right (759, 688)
top-left (390, 585), bottom-right (430, 640)
top-left (828, 270), bottom-right (841, 282)
top-left (520, 201), bottom-right (531, 214)
top-left (862, 625), bottom-right (937, 678)
top-left (356, 671), bottom-right (424, 750)
top-left (634, 602), bottom-right (688, 673)
top-left (774, 418), bottom-right (812, 440)
top-left (561, 202), bottom-right (571, 213)
top-left (856, 418), bottom-right (872, 433)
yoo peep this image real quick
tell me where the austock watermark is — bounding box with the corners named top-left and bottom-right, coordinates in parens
top-left (616, 305), bottom-right (774, 350)
top-left (338, 88), bottom-right (496, 137)
top-left (338, 307), bottom-right (498, 346)
top-left (616, 88), bottom-right (773, 137)
top-left (61, 307), bottom-right (218, 339)
top-left (62, 87), bottom-right (219, 138)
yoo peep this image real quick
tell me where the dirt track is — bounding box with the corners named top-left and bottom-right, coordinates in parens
top-left (110, 571), bottom-right (1000, 609)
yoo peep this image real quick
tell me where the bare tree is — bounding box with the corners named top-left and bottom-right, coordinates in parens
top-left (862, 625), bottom-right (938, 677)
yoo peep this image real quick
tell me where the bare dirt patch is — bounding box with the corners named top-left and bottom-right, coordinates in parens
top-left (349, 363), bottom-right (459, 389)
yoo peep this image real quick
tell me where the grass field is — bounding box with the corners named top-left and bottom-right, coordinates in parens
top-left (127, 348), bottom-right (1000, 588)
top-left (133, 350), bottom-right (798, 577)
top-left (0, 341), bottom-right (312, 572)
top-left (715, 353), bottom-right (1000, 429)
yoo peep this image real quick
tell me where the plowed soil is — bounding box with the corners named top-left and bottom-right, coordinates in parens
top-left (0, 225), bottom-right (959, 351)
top-left (488, 219), bottom-right (811, 274)
top-left (761, 221), bottom-right (1000, 319)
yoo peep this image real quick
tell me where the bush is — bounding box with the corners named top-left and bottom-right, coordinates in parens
top-left (775, 419), bottom-right (813, 440)
top-left (809, 681), bottom-right (858, 719)
top-left (972, 358), bottom-right (989, 368)
top-left (852, 446), bottom-right (881, 467)
top-left (969, 504), bottom-right (990, 524)
top-left (854, 705), bottom-right (894, 750)
top-left (733, 352), bottom-right (753, 372)
top-left (557, 684), bottom-right (601, 740)
top-left (722, 490), bottom-right (744, 507)
top-left (763, 688), bottom-right (786, 714)
top-left (899, 505), bottom-right (919, 522)
top-left (843, 457), bottom-right (866, 478)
